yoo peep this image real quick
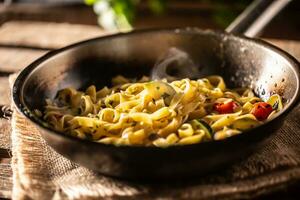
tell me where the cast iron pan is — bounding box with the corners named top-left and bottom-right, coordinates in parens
top-left (10, 0), bottom-right (300, 180)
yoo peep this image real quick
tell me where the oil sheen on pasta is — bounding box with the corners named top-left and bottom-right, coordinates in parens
top-left (42, 75), bottom-right (282, 147)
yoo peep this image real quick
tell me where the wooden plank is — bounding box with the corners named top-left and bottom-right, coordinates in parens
top-left (0, 48), bottom-right (46, 73)
top-left (268, 39), bottom-right (300, 61)
top-left (0, 3), bottom-right (97, 25)
top-left (0, 162), bottom-right (12, 199)
top-left (0, 77), bottom-right (10, 106)
top-left (0, 21), bottom-right (108, 74)
top-left (0, 21), bottom-right (107, 49)
top-left (0, 77), bottom-right (11, 150)
top-left (0, 119), bottom-right (11, 150)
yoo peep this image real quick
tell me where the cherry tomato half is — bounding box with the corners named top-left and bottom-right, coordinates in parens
top-left (251, 102), bottom-right (273, 121)
top-left (214, 101), bottom-right (239, 114)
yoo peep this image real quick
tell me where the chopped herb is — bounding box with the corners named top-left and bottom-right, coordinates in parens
top-left (265, 104), bottom-right (272, 108)
top-left (148, 133), bottom-right (158, 141)
top-left (161, 92), bottom-right (170, 99)
top-left (272, 100), bottom-right (279, 110)
top-left (65, 95), bottom-right (71, 103)
top-left (132, 122), bottom-right (137, 126)
top-left (180, 125), bottom-right (188, 130)
top-left (71, 131), bottom-right (78, 137)
top-left (108, 100), bottom-right (114, 105)
top-left (74, 125), bottom-right (82, 129)
top-left (156, 86), bottom-right (160, 90)
top-left (85, 133), bottom-right (93, 141)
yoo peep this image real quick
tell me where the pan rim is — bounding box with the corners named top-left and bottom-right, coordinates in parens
top-left (12, 27), bottom-right (300, 151)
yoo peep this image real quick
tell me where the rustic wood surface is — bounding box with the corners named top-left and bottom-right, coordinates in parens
top-left (0, 21), bottom-right (299, 199)
top-left (0, 48), bottom-right (46, 73)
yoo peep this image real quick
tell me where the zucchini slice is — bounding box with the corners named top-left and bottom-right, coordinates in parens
top-left (231, 114), bottom-right (260, 131)
top-left (267, 94), bottom-right (283, 111)
top-left (191, 119), bottom-right (214, 138)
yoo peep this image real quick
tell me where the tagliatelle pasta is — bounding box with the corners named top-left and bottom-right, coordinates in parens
top-left (42, 75), bottom-right (282, 147)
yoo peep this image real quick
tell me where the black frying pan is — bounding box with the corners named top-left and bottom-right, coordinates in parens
top-left (11, 0), bottom-right (300, 180)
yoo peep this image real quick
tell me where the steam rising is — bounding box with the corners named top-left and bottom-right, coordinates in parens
top-left (151, 47), bottom-right (200, 81)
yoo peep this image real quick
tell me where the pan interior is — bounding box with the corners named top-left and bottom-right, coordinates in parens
top-left (20, 29), bottom-right (298, 113)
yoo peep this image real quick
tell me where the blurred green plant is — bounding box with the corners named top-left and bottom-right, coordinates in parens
top-left (85, 0), bottom-right (166, 31)
top-left (211, 0), bottom-right (252, 28)
top-left (85, 0), bottom-right (251, 31)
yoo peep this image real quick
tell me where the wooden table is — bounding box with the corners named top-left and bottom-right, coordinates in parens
top-left (0, 21), bottom-right (300, 200)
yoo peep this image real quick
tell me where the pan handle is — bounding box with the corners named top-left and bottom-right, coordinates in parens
top-left (0, 105), bottom-right (12, 120)
top-left (226, 0), bottom-right (292, 37)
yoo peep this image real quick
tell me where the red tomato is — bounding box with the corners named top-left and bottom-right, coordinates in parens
top-left (251, 102), bottom-right (273, 121)
top-left (214, 101), bottom-right (239, 114)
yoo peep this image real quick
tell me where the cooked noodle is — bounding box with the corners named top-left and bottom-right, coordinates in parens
top-left (42, 75), bottom-right (282, 147)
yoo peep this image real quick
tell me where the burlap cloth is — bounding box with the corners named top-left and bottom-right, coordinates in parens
top-left (10, 75), bottom-right (300, 200)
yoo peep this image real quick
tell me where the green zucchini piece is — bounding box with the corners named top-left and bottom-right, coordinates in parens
top-left (267, 94), bottom-right (283, 111)
top-left (231, 114), bottom-right (260, 131)
top-left (191, 119), bottom-right (214, 138)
